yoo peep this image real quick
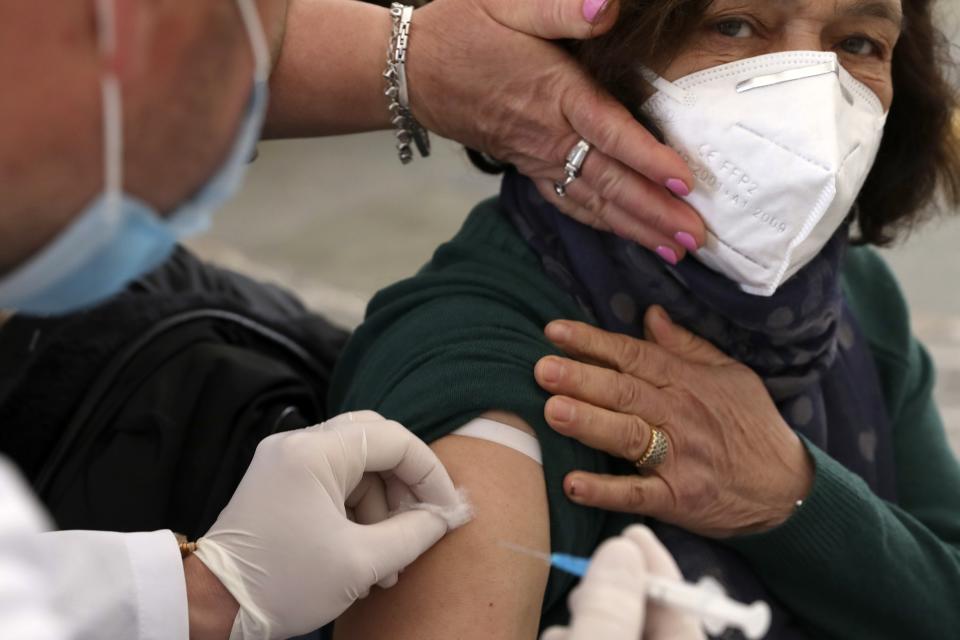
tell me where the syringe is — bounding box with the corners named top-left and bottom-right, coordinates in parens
top-left (501, 542), bottom-right (771, 640)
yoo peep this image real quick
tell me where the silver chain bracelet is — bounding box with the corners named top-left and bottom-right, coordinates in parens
top-left (384, 2), bottom-right (431, 164)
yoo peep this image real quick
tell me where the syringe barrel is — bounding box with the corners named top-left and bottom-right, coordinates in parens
top-left (645, 576), bottom-right (769, 639)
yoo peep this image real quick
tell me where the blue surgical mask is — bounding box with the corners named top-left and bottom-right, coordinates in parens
top-left (0, 0), bottom-right (271, 316)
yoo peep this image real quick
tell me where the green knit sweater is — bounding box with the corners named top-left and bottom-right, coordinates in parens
top-left (329, 198), bottom-right (960, 638)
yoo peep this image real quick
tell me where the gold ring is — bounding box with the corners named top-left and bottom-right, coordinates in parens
top-left (635, 427), bottom-right (669, 472)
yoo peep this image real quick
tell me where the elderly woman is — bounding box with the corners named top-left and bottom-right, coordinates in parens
top-left (328, 0), bottom-right (960, 638)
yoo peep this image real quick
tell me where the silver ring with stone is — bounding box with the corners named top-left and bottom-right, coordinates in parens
top-left (554, 139), bottom-right (592, 198)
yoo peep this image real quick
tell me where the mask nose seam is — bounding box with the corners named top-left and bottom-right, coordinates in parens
top-left (675, 51), bottom-right (836, 92)
top-left (736, 60), bottom-right (839, 94)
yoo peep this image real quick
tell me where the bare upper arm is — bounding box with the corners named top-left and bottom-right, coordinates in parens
top-left (333, 413), bottom-right (550, 639)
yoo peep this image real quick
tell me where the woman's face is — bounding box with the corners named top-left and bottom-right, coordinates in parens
top-left (661, 0), bottom-right (904, 110)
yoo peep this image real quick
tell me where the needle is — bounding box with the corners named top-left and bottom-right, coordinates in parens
top-left (499, 540), bottom-right (771, 640)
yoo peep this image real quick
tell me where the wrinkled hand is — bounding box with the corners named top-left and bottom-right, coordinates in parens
top-left (194, 411), bottom-right (463, 640)
top-left (534, 307), bottom-right (813, 538)
top-left (541, 525), bottom-right (704, 640)
top-left (409, 0), bottom-right (705, 257)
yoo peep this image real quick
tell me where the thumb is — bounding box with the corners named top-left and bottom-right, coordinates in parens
top-left (643, 306), bottom-right (732, 367)
top-left (566, 537), bottom-right (648, 640)
top-left (540, 627), bottom-right (571, 640)
top-left (354, 510), bottom-right (449, 581)
top-left (482, 0), bottom-right (620, 40)
top-left (621, 526), bottom-right (706, 640)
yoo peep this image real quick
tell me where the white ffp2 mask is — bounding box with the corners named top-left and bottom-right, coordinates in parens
top-left (642, 52), bottom-right (888, 296)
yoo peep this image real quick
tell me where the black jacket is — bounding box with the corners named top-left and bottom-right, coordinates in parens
top-left (0, 248), bottom-right (348, 539)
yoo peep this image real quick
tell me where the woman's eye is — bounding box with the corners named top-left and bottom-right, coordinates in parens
top-left (839, 37), bottom-right (877, 56)
top-left (715, 19), bottom-right (754, 39)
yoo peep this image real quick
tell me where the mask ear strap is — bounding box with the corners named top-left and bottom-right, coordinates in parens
top-left (236, 0), bottom-right (271, 83)
top-left (638, 66), bottom-right (691, 105)
top-left (95, 0), bottom-right (124, 214)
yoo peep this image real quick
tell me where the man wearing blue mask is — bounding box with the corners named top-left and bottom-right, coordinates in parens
top-left (0, 0), bottom-right (705, 312)
top-left (0, 0), bottom-right (706, 639)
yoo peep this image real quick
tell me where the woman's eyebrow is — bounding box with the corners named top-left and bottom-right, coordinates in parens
top-left (836, 0), bottom-right (904, 30)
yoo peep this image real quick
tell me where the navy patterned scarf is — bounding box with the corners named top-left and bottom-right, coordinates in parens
top-left (501, 170), bottom-right (898, 639)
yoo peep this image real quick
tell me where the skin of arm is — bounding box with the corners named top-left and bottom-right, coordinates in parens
top-left (334, 412), bottom-right (551, 639)
top-left (263, 0), bottom-right (393, 138)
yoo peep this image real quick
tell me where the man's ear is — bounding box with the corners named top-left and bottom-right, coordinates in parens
top-left (96, 0), bottom-right (158, 80)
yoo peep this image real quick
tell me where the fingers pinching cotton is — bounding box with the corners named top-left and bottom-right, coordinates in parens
top-left (353, 509), bottom-right (449, 579)
top-left (327, 416), bottom-right (459, 508)
top-left (193, 413), bottom-right (461, 639)
top-left (347, 473), bottom-right (390, 525)
top-left (384, 472), bottom-right (418, 511)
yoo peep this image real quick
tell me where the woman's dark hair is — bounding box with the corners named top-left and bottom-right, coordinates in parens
top-left (482, 0), bottom-right (960, 246)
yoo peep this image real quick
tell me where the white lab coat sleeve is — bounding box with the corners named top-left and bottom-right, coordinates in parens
top-left (0, 457), bottom-right (66, 640)
top-left (35, 529), bottom-right (189, 640)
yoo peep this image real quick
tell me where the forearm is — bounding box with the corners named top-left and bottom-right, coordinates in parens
top-left (265, 0), bottom-right (392, 138)
top-left (726, 443), bottom-right (960, 639)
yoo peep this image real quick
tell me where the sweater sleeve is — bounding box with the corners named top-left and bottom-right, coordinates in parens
top-left (726, 250), bottom-right (960, 640)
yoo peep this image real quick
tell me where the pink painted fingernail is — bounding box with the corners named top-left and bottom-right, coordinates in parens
top-left (674, 231), bottom-right (699, 252)
top-left (582, 0), bottom-right (609, 23)
top-left (665, 178), bottom-right (691, 197)
top-left (656, 246), bottom-right (679, 266)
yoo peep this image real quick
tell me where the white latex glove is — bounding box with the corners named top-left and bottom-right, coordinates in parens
top-left (541, 525), bottom-right (705, 640)
top-left (625, 525), bottom-right (706, 640)
top-left (194, 411), bottom-right (463, 640)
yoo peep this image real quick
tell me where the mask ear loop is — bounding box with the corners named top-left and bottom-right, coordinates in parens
top-left (94, 0), bottom-right (124, 222)
top-left (637, 66), bottom-right (694, 106)
top-left (236, 0), bottom-right (271, 84)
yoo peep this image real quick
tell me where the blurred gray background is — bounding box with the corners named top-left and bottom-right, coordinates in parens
top-left (191, 2), bottom-right (960, 453)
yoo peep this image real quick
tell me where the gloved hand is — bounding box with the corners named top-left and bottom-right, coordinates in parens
top-left (541, 525), bottom-right (705, 640)
top-left (194, 411), bottom-right (464, 640)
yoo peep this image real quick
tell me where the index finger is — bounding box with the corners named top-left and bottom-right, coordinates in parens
top-left (544, 320), bottom-right (677, 385)
top-left (341, 418), bottom-right (460, 508)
